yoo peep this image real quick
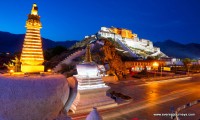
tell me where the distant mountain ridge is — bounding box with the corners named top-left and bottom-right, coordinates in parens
top-left (154, 40), bottom-right (200, 59)
top-left (0, 31), bottom-right (78, 53)
top-left (0, 31), bottom-right (200, 59)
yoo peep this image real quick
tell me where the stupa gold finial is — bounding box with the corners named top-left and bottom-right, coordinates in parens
top-left (31, 3), bottom-right (38, 15)
top-left (84, 44), bottom-right (92, 63)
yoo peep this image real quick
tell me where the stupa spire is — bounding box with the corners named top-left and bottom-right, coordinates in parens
top-left (31, 3), bottom-right (38, 15)
top-left (20, 3), bottom-right (44, 73)
top-left (84, 44), bottom-right (92, 63)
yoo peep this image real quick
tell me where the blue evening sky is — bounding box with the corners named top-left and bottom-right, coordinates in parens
top-left (0, 0), bottom-right (200, 43)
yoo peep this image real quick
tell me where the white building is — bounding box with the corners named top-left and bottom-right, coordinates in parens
top-left (164, 58), bottom-right (184, 66)
top-left (87, 27), bottom-right (167, 58)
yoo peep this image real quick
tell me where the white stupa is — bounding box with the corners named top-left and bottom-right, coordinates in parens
top-left (72, 45), bottom-right (117, 114)
top-left (75, 45), bottom-right (107, 90)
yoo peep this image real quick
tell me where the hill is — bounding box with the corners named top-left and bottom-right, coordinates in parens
top-left (1, 31), bottom-right (199, 59)
top-left (154, 40), bottom-right (200, 59)
top-left (0, 31), bottom-right (78, 53)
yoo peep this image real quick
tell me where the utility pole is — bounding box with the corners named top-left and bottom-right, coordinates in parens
top-left (161, 64), bottom-right (162, 77)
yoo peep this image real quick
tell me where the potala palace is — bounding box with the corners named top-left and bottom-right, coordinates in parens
top-left (86, 27), bottom-right (167, 58)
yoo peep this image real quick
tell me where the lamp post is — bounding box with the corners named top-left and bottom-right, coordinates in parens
top-left (187, 63), bottom-right (192, 75)
top-left (153, 62), bottom-right (159, 78)
top-left (161, 64), bottom-right (163, 77)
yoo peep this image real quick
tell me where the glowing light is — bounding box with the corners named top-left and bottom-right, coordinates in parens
top-left (22, 51), bottom-right (42, 53)
top-left (9, 69), bottom-right (14, 75)
top-left (21, 3), bottom-right (44, 73)
top-left (25, 36), bottom-right (41, 39)
top-left (110, 27), bottom-right (137, 39)
top-left (147, 82), bottom-right (158, 101)
top-left (21, 58), bottom-right (43, 60)
top-left (47, 69), bottom-right (52, 72)
top-left (10, 70), bottom-right (14, 73)
top-left (31, 4), bottom-right (38, 15)
top-left (153, 62), bottom-right (159, 67)
top-left (22, 48), bottom-right (42, 51)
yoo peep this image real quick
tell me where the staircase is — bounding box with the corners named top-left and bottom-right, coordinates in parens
top-left (53, 44), bottom-right (95, 72)
top-left (53, 49), bottom-right (85, 72)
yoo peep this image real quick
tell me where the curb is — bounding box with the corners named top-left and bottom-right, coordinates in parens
top-left (175, 99), bottom-right (200, 120)
top-left (118, 75), bottom-right (191, 85)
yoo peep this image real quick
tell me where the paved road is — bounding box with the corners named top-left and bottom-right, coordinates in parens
top-left (102, 75), bottom-right (200, 120)
top-left (71, 75), bottom-right (200, 120)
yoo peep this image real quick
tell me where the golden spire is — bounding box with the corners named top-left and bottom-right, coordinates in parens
top-left (31, 3), bottom-right (38, 15)
top-left (84, 44), bottom-right (92, 63)
top-left (26, 3), bottom-right (42, 29)
top-left (21, 3), bottom-right (44, 73)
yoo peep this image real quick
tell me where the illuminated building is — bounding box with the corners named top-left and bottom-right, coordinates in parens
top-left (110, 27), bottom-right (137, 39)
top-left (98, 27), bottom-right (160, 53)
top-left (21, 3), bottom-right (44, 73)
top-left (125, 60), bottom-right (166, 75)
top-left (86, 27), bottom-right (168, 58)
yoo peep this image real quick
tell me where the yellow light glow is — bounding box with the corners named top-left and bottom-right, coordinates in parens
top-left (22, 48), bottom-right (42, 51)
top-left (31, 4), bottom-right (38, 15)
top-left (20, 3), bottom-right (44, 73)
top-left (25, 36), bottom-right (40, 38)
top-left (47, 69), bottom-right (52, 72)
top-left (26, 31), bottom-right (40, 33)
top-left (10, 70), bottom-right (14, 73)
top-left (22, 51), bottom-right (42, 54)
top-left (110, 27), bottom-right (136, 39)
top-left (23, 43), bottom-right (42, 45)
top-left (21, 65), bottom-right (44, 73)
top-left (147, 82), bottom-right (158, 101)
top-left (153, 62), bottom-right (159, 67)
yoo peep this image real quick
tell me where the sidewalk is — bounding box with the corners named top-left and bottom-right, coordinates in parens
top-left (116, 74), bottom-right (194, 85)
top-left (177, 102), bottom-right (200, 120)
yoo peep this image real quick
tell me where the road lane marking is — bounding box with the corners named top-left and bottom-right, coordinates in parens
top-left (102, 89), bottom-right (195, 119)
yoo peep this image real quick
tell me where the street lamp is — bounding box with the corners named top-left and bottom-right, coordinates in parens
top-left (160, 64), bottom-right (163, 77)
top-left (187, 63), bottom-right (192, 75)
top-left (153, 62), bottom-right (159, 77)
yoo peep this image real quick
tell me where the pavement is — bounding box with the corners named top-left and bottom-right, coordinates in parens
top-left (70, 74), bottom-right (200, 120)
top-left (102, 74), bottom-right (200, 120)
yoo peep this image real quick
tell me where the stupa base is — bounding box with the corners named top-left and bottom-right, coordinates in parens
top-left (21, 65), bottom-right (44, 73)
top-left (72, 87), bottom-right (118, 114)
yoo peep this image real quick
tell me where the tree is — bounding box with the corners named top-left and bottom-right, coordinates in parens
top-left (44, 46), bottom-right (67, 60)
top-left (3, 56), bottom-right (21, 72)
top-left (182, 58), bottom-right (192, 73)
top-left (182, 58), bottom-right (191, 66)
